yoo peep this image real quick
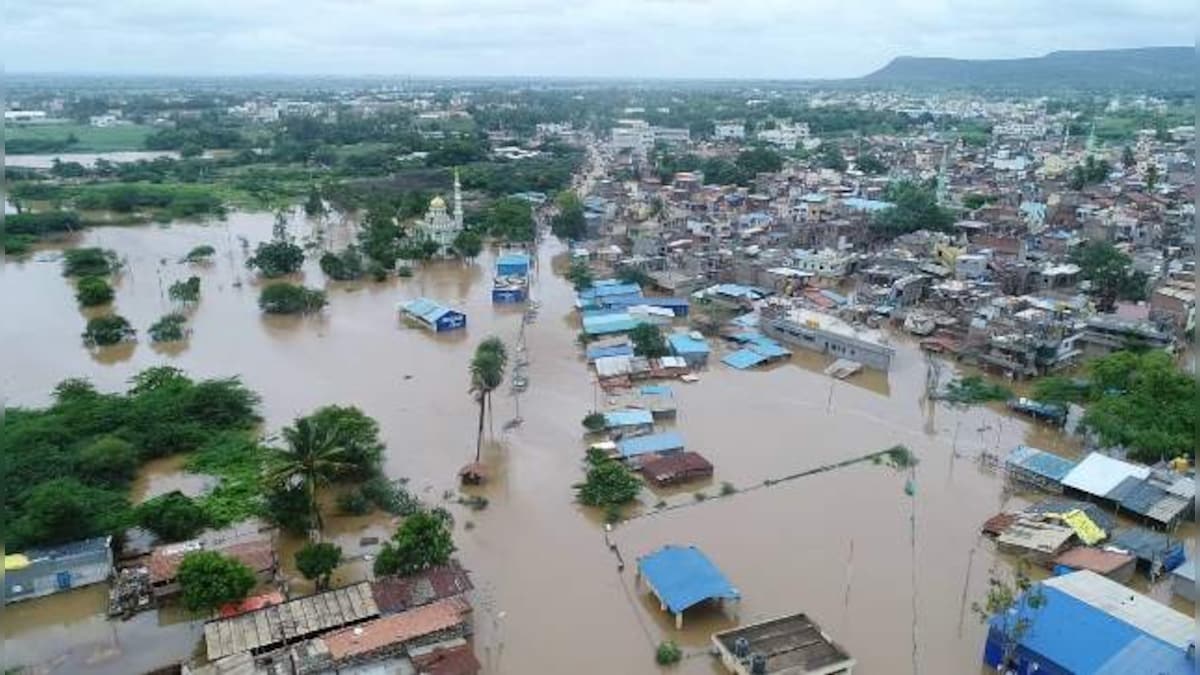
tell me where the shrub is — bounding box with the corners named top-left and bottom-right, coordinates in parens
top-left (169, 276), bottom-right (201, 303)
top-left (656, 641), bottom-right (682, 665)
top-left (76, 276), bottom-right (115, 307)
top-left (581, 412), bottom-right (606, 431)
top-left (258, 283), bottom-right (327, 314)
top-left (319, 246), bottom-right (365, 281)
top-left (77, 436), bottom-right (139, 485)
top-left (148, 313), bottom-right (189, 342)
top-left (83, 314), bottom-right (135, 346)
top-left (246, 240), bottom-right (303, 277)
top-left (629, 323), bottom-right (669, 358)
top-left (63, 247), bottom-right (119, 277)
top-left (177, 550), bottom-right (256, 613)
top-left (575, 456), bottom-right (641, 508)
top-left (137, 490), bottom-right (210, 542)
top-left (183, 245), bottom-right (216, 262)
top-left (362, 476), bottom-right (421, 516)
top-left (295, 542), bottom-right (342, 590)
top-left (373, 510), bottom-right (455, 577)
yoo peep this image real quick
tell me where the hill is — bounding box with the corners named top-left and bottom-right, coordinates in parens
top-left (861, 47), bottom-right (1192, 89)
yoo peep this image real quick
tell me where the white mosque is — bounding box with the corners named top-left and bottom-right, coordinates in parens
top-left (417, 170), bottom-right (464, 255)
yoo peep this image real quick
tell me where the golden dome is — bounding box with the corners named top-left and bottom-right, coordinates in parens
top-left (429, 195), bottom-right (446, 210)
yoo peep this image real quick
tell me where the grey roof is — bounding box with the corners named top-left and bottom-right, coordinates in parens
top-left (1024, 498), bottom-right (1116, 532)
top-left (1109, 528), bottom-right (1181, 563)
top-left (1061, 453), bottom-right (1150, 498)
top-left (4, 536), bottom-right (113, 603)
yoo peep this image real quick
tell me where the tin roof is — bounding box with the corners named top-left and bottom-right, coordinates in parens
top-left (637, 545), bottom-right (739, 614)
top-left (369, 561), bottom-right (473, 615)
top-left (1044, 570), bottom-right (1193, 649)
top-left (1054, 547), bottom-right (1135, 576)
top-left (1061, 453), bottom-right (1151, 498)
top-left (1006, 445), bottom-right (1076, 482)
top-left (322, 596), bottom-right (471, 662)
top-left (618, 432), bottom-right (685, 458)
top-left (400, 298), bottom-right (462, 324)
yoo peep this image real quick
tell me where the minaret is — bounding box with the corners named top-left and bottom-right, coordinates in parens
top-left (452, 169), bottom-right (463, 229)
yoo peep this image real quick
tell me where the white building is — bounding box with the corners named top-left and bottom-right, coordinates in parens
top-left (713, 122), bottom-right (745, 141)
top-left (611, 119), bottom-right (653, 154)
top-left (790, 248), bottom-right (854, 278)
top-left (4, 110), bottom-right (47, 122)
top-left (652, 127), bottom-right (690, 145)
top-left (417, 170), bottom-right (464, 255)
top-left (756, 122), bottom-right (810, 150)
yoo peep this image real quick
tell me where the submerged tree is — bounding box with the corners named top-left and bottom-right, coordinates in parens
top-left (266, 415), bottom-right (354, 536)
top-left (972, 563), bottom-right (1046, 672)
top-left (468, 338), bottom-right (508, 462)
top-left (258, 283), bottom-right (326, 314)
top-left (83, 314), bottom-right (135, 346)
top-left (168, 276), bottom-right (202, 304)
top-left (148, 313), bottom-right (189, 342)
top-left (295, 542), bottom-right (342, 591)
top-left (629, 323), bottom-right (669, 359)
top-left (373, 509), bottom-right (455, 577)
top-left (76, 276), bottom-right (115, 307)
top-left (246, 240), bottom-right (304, 277)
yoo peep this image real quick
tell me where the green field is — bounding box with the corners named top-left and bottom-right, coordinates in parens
top-left (6, 123), bottom-right (154, 153)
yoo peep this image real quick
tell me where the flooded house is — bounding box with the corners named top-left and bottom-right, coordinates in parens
top-left (1003, 444), bottom-right (1076, 492)
top-left (370, 561), bottom-right (473, 615)
top-left (493, 252), bottom-right (531, 304)
top-left (601, 408), bottom-right (655, 436)
top-left (400, 298), bottom-right (468, 333)
top-left (761, 306), bottom-right (893, 371)
top-left (616, 431), bottom-right (685, 465)
top-left (3, 536), bottom-right (113, 604)
top-left (640, 451), bottom-right (714, 487)
top-left (149, 538), bottom-right (277, 600)
top-left (636, 545), bottom-right (739, 629)
top-left (666, 332), bottom-right (711, 367)
top-left (994, 518), bottom-right (1077, 566)
top-left (1052, 547), bottom-right (1137, 584)
top-left (712, 612), bottom-right (856, 675)
top-left (314, 596), bottom-right (473, 672)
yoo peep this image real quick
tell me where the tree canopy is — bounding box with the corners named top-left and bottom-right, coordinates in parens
top-left (872, 181), bottom-right (954, 237)
top-left (83, 315), bottom-right (136, 346)
top-left (246, 240), bottom-right (304, 278)
top-left (296, 542), bottom-right (342, 591)
top-left (629, 323), bottom-right (669, 359)
top-left (76, 276), bottom-right (115, 307)
top-left (484, 197), bottom-right (534, 242)
top-left (373, 510), bottom-right (455, 577)
top-left (258, 283), bottom-right (327, 315)
top-left (575, 449), bottom-right (642, 509)
top-left (551, 191), bottom-right (587, 241)
top-left (1069, 241), bottom-right (1147, 311)
top-left (177, 550), bottom-right (257, 613)
top-left (137, 490), bottom-right (210, 542)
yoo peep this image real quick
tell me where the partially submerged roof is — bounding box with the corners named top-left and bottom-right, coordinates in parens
top-left (582, 312), bottom-right (638, 336)
top-left (713, 612), bottom-right (854, 675)
top-left (603, 409), bottom-right (654, 429)
top-left (400, 297), bottom-right (463, 324)
top-left (1006, 445), bottom-right (1076, 483)
top-left (370, 561), bottom-right (473, 615)
top-left (322, 596), bottom-right (471, 662)
top-left (1106, 476), bottom-right (1191, 525)
top-left (618, 431), bottom-right (685, 458)
top-left (150, 538), bottom-right (275, 584)
top-left (722, 349), bottom-right (768, 370)
top-left (996, 519), bottom-right (1075, 554)
top-left (637, 545), bottom-right (739, 614)
top-left (1061, 452), bottom-right (1151, 498)
top-left (667, 332), bottom-right (710, 355)
top-left (1054, 547), bottom-right (1135, 576)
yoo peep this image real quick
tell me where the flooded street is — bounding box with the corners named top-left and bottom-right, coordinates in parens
top-left (1, 211), bottom-right (1192, 675)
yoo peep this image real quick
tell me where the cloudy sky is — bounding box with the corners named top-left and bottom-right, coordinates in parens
top-left (6, 0), bottom-right (1192, 78)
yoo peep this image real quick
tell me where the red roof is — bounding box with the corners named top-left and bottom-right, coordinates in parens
top-left (218, 590), bottom-right (285, 618)
top-left (370, 561), bottom-right (473, 614)
top-left (412, 643), bottom-right (481, 675)
top-left (640, 452), bottom-right (714, 485)
top-left (1054, 547), bottom-right (1135, 575)
top-left (149, 539), bottom-right (275, 584)
top-left (323, 597), bottom-right (471, 661)
top-left (981, 513), bottom-right (1018, 537)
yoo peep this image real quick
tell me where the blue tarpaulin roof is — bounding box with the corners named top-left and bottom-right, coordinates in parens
top-left (586, 344), bottom-right (634, 361)
top-left (722, 349), bottom-right (768, 370)
top-left (985, 585), bottom-right (1190, 674)
top-left (604, 409), bottom-right (654, 429)
top-left (579, 283), bottom-right (643, 301)
top-left (583, 313), bottom-right (638, 336)
top-left (618, 432), bottom-right (684, 458)
top-left (668, 333), bottom-right (710, 355)
top-left (1006, 445), bottom-right (1076, 483)
top-left (637, 545), bottom-right (740, 614)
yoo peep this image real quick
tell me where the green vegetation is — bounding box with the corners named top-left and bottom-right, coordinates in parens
top-left (938, 375), bottom-right (1012, 404)
top-left (629, 323), bottom-right (669, 359)
top-left (617, 267), bottom-right (652, 287)
top-left (63, 247), bottom-right (120, 277)
top-left (136, 491), bottom-right (210, 543)
top-left (452, 230), bottom-right (483, 259)
top-left (296, 542), bottom-right (342, 591)
top-left (575, 448), bottom-right (642, 510)
top-left (319, 246), bottom-right (365, 281)
top-left (552, 191), bottom-right (587, 241)
top-left (483, 197), bottom-right (534, 242)
top-left (258, 283), bottom-right (327, 314)
top-left (872, 181), bottom-right (954, 237)
top-left (83, 314), bottom-right (136, 346)
top-left (816, 143), bottom-right (848, 172)
top-left (1, 368), bottom-right (260, 550)
top-left (1068, 156), bottom-right (1112, 190)
top-left (656, 640), bottom-right (683, 666)
top-left (5, 123), bottom-right (154, 154)
top-left (1070, 241), bottom-right (1147, 311)
top-left (1039, 351), bottom-right (1196, 462)
top-left (246, 240), bottom-right (304, 277)
top-left (972, 562), bottom-right (1045, 672)
top-left (566, 260), bottom-right (594, 291)
top-left (177, 550), bottom-right (257, 613)
top-left (70, 183), bottom-right (226, 219)
top-left (169, 276), bottom-right (202, 304)
top-left (337, 490), bottom-right (373, 515)
top-left (183, 245), bottom-right (217, 263)
top-left (581, 412), bottom-right (606, 432)
top-left (5, 211), bottom-right (83, 255)
top-left (856, 153), bottom-right (888, 175)
top-left (148, 313), bottom-right (189, 342)
top-left (469, 337), bottom-right (508, 461)
top-left (76, 276), bottom-right (115, 307)
top-left (720, 481), bottom-right (737, 496)
top-left (185, 433), bottom-right (268, 527)
top-left (373, 510), bottom-right (456, 577)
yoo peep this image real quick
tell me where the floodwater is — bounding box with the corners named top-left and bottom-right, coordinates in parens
top-left (0, 210), bottom-right (1193, 674)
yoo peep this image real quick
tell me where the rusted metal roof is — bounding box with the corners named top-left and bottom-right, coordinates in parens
top-left (149, 539), bottom-right (275, 585)
top-left (322, 596), bottom-right (471, 662)
top-left (370, 561), bottom-right (473, 615)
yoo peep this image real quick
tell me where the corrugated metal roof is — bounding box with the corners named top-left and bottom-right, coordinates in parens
top-left (637, 545), bottom-right (739, 614)
top-left (618, 432), bottom-right (685, 458)
top-left (722, 349), bottom-right (768, 370)
top-left (1045, 570), bottom-right (1193, 649)
top-left (1061, 453), bottom-right (1150, 498)
top-left (1025, 498), bottom-right (1116, 532)
top-left (582, 313), bottom-right (637, 336)
top-left (594, 355), bottom-right (632, 378)
top-left (1094, 635), bottom-right (1193, 675)
top-left (400, 297), bottom-right (459, 324)
top-left (603, 409), bottom-right (654, 429)
top-left (1109, 528), bottom-right (1183, 565)
top-left (667, 333), bottom-right (710, 355)
top-left (586, 344), bottom-right (633, 361)
top-left (1006, 445), bottom-right (1076, 482)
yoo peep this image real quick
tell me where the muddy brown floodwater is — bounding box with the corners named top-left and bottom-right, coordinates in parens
top-left (1, 209), bottom-right (1193, 675)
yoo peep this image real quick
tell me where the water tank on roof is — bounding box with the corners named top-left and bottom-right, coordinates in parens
top-left (733, 637), bottom-right (750, 658)
top-left (750, 653), bottom-right (767, 674)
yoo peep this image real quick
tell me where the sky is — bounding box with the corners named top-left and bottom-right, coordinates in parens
top-left (5, 0), bottom-right (1193, 78)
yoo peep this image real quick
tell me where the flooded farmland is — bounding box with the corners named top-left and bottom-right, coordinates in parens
top-left (1, 210), bottom-right (1192, 675)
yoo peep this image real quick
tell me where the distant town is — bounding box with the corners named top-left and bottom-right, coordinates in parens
top-left (2, 50), bottom-right (1195, 675)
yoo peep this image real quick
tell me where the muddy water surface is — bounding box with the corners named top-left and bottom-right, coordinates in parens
top-left (1, 210), bottom-right (1192, 674)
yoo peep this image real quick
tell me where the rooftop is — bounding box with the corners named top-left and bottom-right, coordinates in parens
top-left (637, 545), bottom-right (739, 614)
top-left (322, 596), bottom-right (471, 662)
top-left (370, 561), bottom-right (473, 615)
top-left (618, 431), bottom-right (685, 459)
top-left (1061, 452), bottom-right (1151, 498)
top-left (713, 612), bottom-right (855, 675)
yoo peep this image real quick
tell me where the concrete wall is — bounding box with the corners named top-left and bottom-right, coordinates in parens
top-left (764, 318), bottom-right (893, 371)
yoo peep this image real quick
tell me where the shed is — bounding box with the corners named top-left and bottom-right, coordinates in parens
top-left (370, 561), bottom-right (473, 615)
top-left (400, 298), bottom-right (467, 333)
top-left (1005, 445), bottom-right (1075, 491)
top-left (640, 452), bottom-right (714, 487)
top-left (1061, 452), bottom-right (1150, 501)
top-left (1108, 528), bottom-right (1185, 577)
top-left (603, 409), bottom-right (655, 434)
top-left (495, 253), bottom-right (531, 277)
top-left (582, 312), bottom-right (637, 336)
top-left (594, 355), bottom-right (633, 379)
top-left (618, 432), bottom-right (685, 461)
top-left (1053, 547), bottom-right (1136, 584)
top-left (604, 296), bottom-right (690, 317)
top-left (667, 333), bottom-right (711, 367)
top-left (636, 545), bottom-right (739, 628)
top-left (586, 343), bottom-right (634, 361)
top-left (1106, 476), bottom-right (1191, 529)
top-left (995, 518), bottom-right (1076, 566)
top-left (4, 536), bottom-right (113, 604)
top-left (722, 349), bottom-right (768, 370)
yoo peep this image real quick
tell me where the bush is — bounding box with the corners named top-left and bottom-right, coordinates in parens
top-left (137, 490), bottom-right (210, 542)
top-left (362, 476), bottom-right (421, 516)
top-left (630, 323), bottom-right (669, 359)
top-left (295, 542), bottom-right (342, 590)
top-left (582, 412), bottom-right (606, 431)
top-left (367, 261), bottom-right (388, 281)
top-left (76, 276), bottom-right (115, 306)
top-left (63, 247), bottom-right (120, 277)
top-left (575, 455), bottom-right (641, 508)
top-left (319, 246), bottom-right (365, 281)
top-left (77, 436), bottom-right (139, 485)
top-left (258, 283), bottom-right (327, 314)
top-left (7, 478), bottom-right (130, 550)
top-left (177, 550), bottom-right (256, 613)
top-left (183, 245), bottom-right (217, 263)
top-left (938, 375), bottom-right (1011, 404)
top-left (337, 490), bottom-right (373, 516)
top-left (169, 276), bottom-right (201, 303)
top-left (148, 313), bottom-right (189, 342)
top-left (83, 314), bottom-right (135, 346)
top-left (656, 640), bottom-right (682, 665)
top-left (246, 240), bottom-right (304, 277)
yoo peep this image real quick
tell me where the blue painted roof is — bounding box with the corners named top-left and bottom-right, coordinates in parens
top-left (722, 349), bottom-right (768, 370)
top-left (1095, 636), bottom-right (1193, 675)
top-left (594, 292), bottom-right (650, 308)
top-left (988, 585), bottom-right (1192, 674)
top-left (1006, 445), bottom-right (1076, 482)
top-left (618, 432), bottom-right (685, 458)
top-left (586, 344), bottom-right (634, 361)
top-left (579, 282), bottom-right (642, 301)
top-left (583, 313), bottom-right (638, 336)
top-left (637, 545), bottom-right (739, 614)
top-left (713, 284), bottom-right (763, 300)
top-left (746, 337), bottom-right (790, 359)
top-left (604, 409), bottom-right (654, 429)
top-left (603, 296), bottom-right (689, 309)
top-left (728, 331), bottom-right (762, 344)
top-left (400, 297), bottom-right (461, 324)
top-left (639, 385), bottom-right (673, 397)
top-left (667, 333), bottom-right (710, 355)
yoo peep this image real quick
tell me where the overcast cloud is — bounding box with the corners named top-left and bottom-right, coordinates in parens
top-left (5, 0), bottom-right (1192, 78)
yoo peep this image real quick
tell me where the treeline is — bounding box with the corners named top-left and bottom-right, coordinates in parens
top-left (2, 211), bottom-right (85, 255)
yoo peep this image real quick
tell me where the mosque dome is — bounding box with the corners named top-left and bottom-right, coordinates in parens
top-left (429, 195), bottom-right (447, 210)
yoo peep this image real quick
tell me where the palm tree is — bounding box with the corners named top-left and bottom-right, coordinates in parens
top-left (266, 416), bottom-right (354, 538)
top-left (476, 336), bottom-right (508, 433)
top-left (469, 338), bottom-right (507, 462)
